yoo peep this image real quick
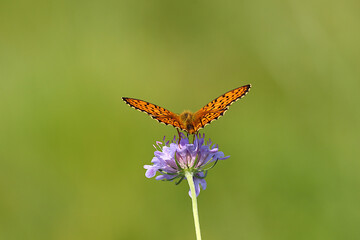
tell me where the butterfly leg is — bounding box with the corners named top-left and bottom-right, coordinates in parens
top-left (177, 128), bottom-right (181, 144)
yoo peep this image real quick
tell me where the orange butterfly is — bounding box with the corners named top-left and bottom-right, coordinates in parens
top-left (122, 84), bottom-right (251, 135)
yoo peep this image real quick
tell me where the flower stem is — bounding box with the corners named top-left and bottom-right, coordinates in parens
top-left (185, 171), bottom-right (202, 240)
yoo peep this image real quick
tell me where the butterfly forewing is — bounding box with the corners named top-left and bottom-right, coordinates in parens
top-left (122, 97), bottom-right (186, 130)
top-left (193, 84), bottom-right (251, 131)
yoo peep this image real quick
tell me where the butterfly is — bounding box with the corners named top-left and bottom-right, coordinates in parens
top-left (122, 84), bottom-right (251, 135)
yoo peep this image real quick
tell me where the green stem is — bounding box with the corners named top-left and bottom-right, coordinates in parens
top-left (185, 171), bottom-right (202, 240)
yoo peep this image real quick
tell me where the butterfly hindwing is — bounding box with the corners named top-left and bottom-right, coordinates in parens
top-left (193, 84), bottom-right (251, 131)
top-left (122, 97), bottom-right (186, 130)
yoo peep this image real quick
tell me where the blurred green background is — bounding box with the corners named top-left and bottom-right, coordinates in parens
top-left (1, 0), bottom-right (360, 239)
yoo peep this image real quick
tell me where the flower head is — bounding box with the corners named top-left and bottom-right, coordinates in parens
top-left (144, 133), bottom-right (230, 197)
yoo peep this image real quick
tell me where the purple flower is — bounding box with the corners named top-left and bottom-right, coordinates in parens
top-left (144, 133), bottom-right (230, 197)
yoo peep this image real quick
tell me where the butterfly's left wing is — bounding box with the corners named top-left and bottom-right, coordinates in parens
top-left (193, 84), bottom-right (251, 131)
top-left (122, 97), bottom-right (186, 131)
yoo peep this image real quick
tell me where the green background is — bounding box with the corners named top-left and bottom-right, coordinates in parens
top-left (1, 0), bottom-right (359, 239)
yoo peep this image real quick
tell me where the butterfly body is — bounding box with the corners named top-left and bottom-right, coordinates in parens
top-left (179, 111), bottom-right (196, 134)
top-left (122, 84), bottom-right (251, 134)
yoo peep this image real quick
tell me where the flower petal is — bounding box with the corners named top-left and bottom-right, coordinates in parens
top-left (219, 155), bottom-right (230, 160)
top-left (188, 177), bottom-right (207, 197)
top-left (145, 166), bottom-right (158, 178)
top-left (156, 174), bottom-right (178, 181)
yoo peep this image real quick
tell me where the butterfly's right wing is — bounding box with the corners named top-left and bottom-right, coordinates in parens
top-left (193, 85), bottom-right (251, 131)
top-left (122, 97), bottom-right (186, 131)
